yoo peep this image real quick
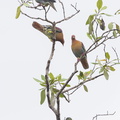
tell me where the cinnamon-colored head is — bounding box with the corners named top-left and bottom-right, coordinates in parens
top-left (71, 35), bottom-right (76, 40)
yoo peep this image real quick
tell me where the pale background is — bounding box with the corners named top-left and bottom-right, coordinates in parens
top-left (0, 0), bottom-right (120, 120)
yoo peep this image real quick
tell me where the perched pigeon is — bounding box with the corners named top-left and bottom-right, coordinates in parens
top-left (71, 35), bottom-right (89, 69)
top-left (32, 21), bottom-right (64, 45)
top-left (35, 0), bottom-right (57, 11)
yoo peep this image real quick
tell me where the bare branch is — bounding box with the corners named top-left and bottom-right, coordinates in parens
top-left (56, 57), bottom-right (79, 99)
top-left (58, 0), bottom-right (66, 18)
top-left (90, 56), bottom-right (99, 78)
top-left (45, 40), bottom-right (57, 114)
top-left (71, 3), bottom-right (79, 12)
top-left (62, 74), bottom-right (104, 94)
top-left (92, 111), bottom-right (116, 120)
top-left (56, 10), bottom-right (80, 24)
top-left (21, 10), bottom-right (45, 20)
top-left (112, 47), bottom-right (120, 63)
top-left (57, 70), bottom-right (78, 98)
top-left (86, 29), bottom-right (120, 54)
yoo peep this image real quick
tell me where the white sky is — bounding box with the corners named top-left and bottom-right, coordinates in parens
top-left (0, 0), bottom-right (120, 120)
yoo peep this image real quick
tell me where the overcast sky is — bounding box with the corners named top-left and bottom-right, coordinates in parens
top-left (0, 0), bottom-right (120, 120)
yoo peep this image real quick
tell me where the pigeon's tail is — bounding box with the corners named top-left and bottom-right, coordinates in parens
top-left (49, 2), bottom-right (57, 11)
top-left (32, 21), bottom-right (44, 33)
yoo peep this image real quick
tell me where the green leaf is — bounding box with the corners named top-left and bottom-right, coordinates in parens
top-left (97, 59), bottom-right (102, 66)
top-left (104, 70), bottom-right (109, 80)
top-left (49, 73), bottom-right (54, 80)
top-left (113, 31), bottom-right (117, 38)
top-left (108, 22), bottom-right (113, 30)
top-left (79, 71), bottom-right (84, 79)
top-left (87, 33), bottom-right (93, 40)
top-left (59, 78), bottom-right (67, 82)
top-left (61, 83), bottom-right (71, 87)
top-left (91, 34), bottom-right (96, 40)
top-left (101, 6), bottom-right (107, 11)
top-left (15, 6), bottom-right (21, 19)
top-left (105, 52), bottom-right (110, 60)
top-left (101, 13), bottom-right (112, 16)
top-left (95, 9), bottom-right (98, 13)
top-left (116, 24), bottom-right (120, 34)
top-left (89, 23), bottom-right (93, 34)
top-left (49, 79), bottom-right (55, 85)
top-left (57, 74), bottom-right (61, 81)
top-left (96, 36), bottom-right (102, 42)
top-left (41, 75), bottom-right (45, 81)
top-left (33, 78), bottom-right (41, 83)
top-left (23, 3), bottom-right (30, 7)
top-left (59, 93), bottom-right (65, 98)
top-left (52, 88), bottom-right (59, 93)
top-left (66, 117), bottom-right (72, 120)
top-left (84, 70), bottom-right (92, 78)
top-left (83, 85), bottom-right (88, 92)
top-left (92, 62), bottom-right (99, 65)
top-left (99, 67), bottom-right (104, 73)
top-left (40, 89), bottom-right (46, 104)
top-left (86, 15), bottom-right (94, 25)
top-left (40, 83), bottom-right (46, 87)
top-left (116, 24), bottom-right (120, 30)
top-left (109, 66), bottom-right (115, 71)
top-left (97, 0), bottom-right (103, 10)
top-left (115, 9), bottom-right (120, 15)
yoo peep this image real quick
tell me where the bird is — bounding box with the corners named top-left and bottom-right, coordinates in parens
top-left (35, 0), bottom-right (57, 11)
top-left (32, 21), bottom-right (64, 45)
top-left (71, 35), bottom-right (89, 69)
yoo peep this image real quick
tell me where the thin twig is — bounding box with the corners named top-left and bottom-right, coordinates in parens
top-left (57, 70), bottom-right (78, 97)
top-left (21, 11), bottom-right (46, 21)
top-left (62, 74), bottom-right (104, 94)
top-left (56, 69), bottom-right (78, 115)
top-left (56, 61), bottom-right (79, 99)
top-left (92, 111), bottom-right (116, 120)
top-left (86, 29), bottom-right (120, 54)
top-left (90, 56), bottom-right (99, 78)
top-left (112, 47), bottom-right (120, 63)
top-left (58, 0), bottom-right (66, 19)
top-left (56, 10), bottom-right (80, 24)
top-left (71, 3), bottom-right (78, 11)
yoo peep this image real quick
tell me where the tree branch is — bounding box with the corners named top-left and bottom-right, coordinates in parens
top-left (56, 10), bottom-right (80, 24)
top-left (62, 74), bottom-right (104, 94)
top-left (55, 61), bottom-right (78, 120)
top-left (57, 61), bottom-right (79, 98)
top-left (112, 47), bottom-right (120, 63)
top-left (45, 40), bottom-right (57, 114)
top-left (92, 111), bottom-right (116, 120)
top-left (21, 11), bottom-right (46, 21)
top-left (86, 29), bottom-right (120, 54)
top-left (58, 0), bottom-right (66, 19)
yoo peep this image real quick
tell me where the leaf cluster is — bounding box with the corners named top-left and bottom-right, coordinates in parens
top-left (86, 0), bottom-right (120, 41)
top-left (16, 0), bottom-right (120, 119)
top-left (92, 52), bottom-right (119, 80)
top-left (77, 70), bottom-right (92, 92)
top-left (16, 0), bottom-right (33, 19)
top-left (34, 73), bottom-right (69, 104)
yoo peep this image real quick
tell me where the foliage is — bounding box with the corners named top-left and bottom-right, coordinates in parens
top-left (86, 0), bottom-right (120, 41)
top-left (34, 73), bottom-right (68, 104)
top-left (16, 0), bottom-right (120, 119)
